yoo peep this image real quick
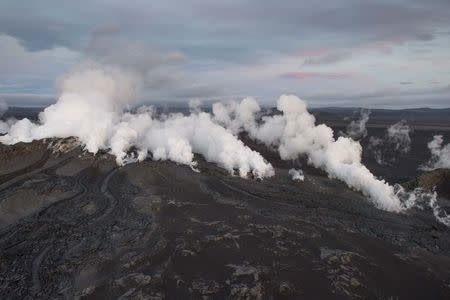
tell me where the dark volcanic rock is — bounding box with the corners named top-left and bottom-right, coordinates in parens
top-left (0, 140), bottom-right (450, 299)
top-left (405, 169), bottom-right (450, 199)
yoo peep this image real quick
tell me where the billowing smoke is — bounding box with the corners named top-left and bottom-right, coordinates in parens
top-left (421, 135), bottom-right (450, 170)
top-left (212, 95), bottom-right (450, 221)
top-left (0, 63), bottom-right (274, 179)
top-left (340, 109), bottom-right (370, 140)
top-left (289, 169), bottom-right (304, 181)
top-left (368, 120), bottom-right (412, 165)
top-left (0, 99), bottom-right (9, 134)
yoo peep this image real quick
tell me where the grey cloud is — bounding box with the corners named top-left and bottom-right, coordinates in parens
top-left (0, 93), bottom-right (54, 107)
top-left (303, 51), bottom-right (352, 66)
top-left (0, 0), bottom-right (450, 107)
top-left (2, 0), bottom-right (449, 57)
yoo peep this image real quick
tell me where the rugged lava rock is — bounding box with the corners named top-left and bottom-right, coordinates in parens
top-left (405, 168), bottom-right (450, 199)
top-left (0, 140), bottom-right (450, 299)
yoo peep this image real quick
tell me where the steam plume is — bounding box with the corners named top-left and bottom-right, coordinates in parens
top-left (110, 108), bottom-right (275, 178)
top-left (289, 169), bottom-right (304, 181)
top-left (368, 120), bottom-right (412, 165)
top-left (387, 120), bottom-right (412, 153)
top-left (397, 187), bottom-right (450, 226)
top-left (0, 64), bottom-right (274, 179)
top-left (421, 135), bottom-right (450, 170)
top-left (212, 95), bottom-right (443, 215)
top-left (341, 109), bottom-right (370, 139)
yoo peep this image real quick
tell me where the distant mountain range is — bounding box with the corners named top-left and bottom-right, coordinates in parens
top-left (310, 107), bottom-right (450, 125)
top-left (3, 106), bottom-right (450, 125)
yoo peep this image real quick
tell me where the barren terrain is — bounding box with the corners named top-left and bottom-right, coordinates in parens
top-left (0, 109), bottom-right (449, 299)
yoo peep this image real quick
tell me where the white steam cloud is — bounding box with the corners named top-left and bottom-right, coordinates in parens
top-left (110, 109), bottom-right (275, 178)
top-left (0, 63), bottom-right (274, 179)
top-left (421, 135), bottom-right (450, 170)
top-left (289, 169), bottom-right (304, 181)
top-left (340, 109), bottom-right (370, 140)
top-left (1, 63), bottom-right (141, 150)
top-left (213, 95), bottom-right (403, 211)
top-left (398, 187), bottom-right (450, 226)
top-left (212, 95), bottom-right (449, 222)
top-left (368, 120), bottom-right (412, 165)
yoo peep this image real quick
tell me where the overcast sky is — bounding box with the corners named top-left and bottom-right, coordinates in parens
top-left (1, 0), bottom-right (450, 108)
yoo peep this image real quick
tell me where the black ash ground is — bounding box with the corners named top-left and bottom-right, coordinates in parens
top-left (0, 108), bottom-right (449, 299)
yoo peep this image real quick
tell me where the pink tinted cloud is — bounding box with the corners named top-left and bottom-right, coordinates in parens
top-left (295, 37), bottom-right (405, 62)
